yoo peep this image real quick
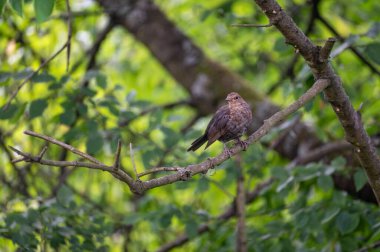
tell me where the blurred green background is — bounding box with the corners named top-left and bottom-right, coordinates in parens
top-left (1, 0), bottom-right (380, 251)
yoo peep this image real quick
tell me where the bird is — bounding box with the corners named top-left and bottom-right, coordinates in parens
top-left (187, 92), bottom-right (252, 154)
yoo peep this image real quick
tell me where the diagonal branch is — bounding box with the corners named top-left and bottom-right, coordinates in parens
top-left (254, 0), bottom-right (380, 205)
top-left (11, 79), bottom-right (329, 195)
top-left (3, 42), bottom-right (68, 111)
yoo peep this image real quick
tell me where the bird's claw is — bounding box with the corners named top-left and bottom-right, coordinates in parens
top-left (237, 139), bottom-right (249, 151)
top-left (223, 148), bottom-right (233, 158)
top-left (177, 168), bottom-right (192, 181)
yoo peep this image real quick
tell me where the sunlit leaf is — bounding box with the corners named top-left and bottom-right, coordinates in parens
top-left (34, 0), bottom-right (55, 23)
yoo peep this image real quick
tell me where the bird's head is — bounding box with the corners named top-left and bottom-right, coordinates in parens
top-left (225, 92), bottom-right (242, 102)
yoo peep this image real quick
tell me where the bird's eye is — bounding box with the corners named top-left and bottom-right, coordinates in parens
top-left (235, 96), bottom-right (239, 100)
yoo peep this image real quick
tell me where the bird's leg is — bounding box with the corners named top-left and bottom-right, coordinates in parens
top-left (223, 143), bottom-right (233, 158)
top-left (236, 137), bottom-right (249, 151)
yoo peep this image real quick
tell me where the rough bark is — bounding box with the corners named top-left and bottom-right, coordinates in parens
top-left (254, 0), bottom-right (380, 203)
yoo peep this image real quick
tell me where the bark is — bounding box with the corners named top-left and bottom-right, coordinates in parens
top-left (254, 0), bottom-right (380, 204)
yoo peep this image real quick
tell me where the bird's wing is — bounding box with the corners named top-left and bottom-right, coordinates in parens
top-left (205, 105), bottom-right (230, 148)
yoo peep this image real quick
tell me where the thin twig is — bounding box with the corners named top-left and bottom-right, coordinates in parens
top-left (65, 0), bottom-right (72, 72)
top-left (24, 130), bottom-right (103, 165)
top-left (137, 167), bottom-right (179, 178)
top-left (231, 23), bottom-right (272, 28)
top-left (3, 42), bottom-right (68, 111)
top-left (130, 143), bottom-right (138, 179)
top-left (113, 139), bottom-right (122, 170)
top-left (37, 146), bottom-right (48, 161)
top-left (355, 240), bottom-right (380, 252)
top-left (319, 37), bottom-right (336, 62)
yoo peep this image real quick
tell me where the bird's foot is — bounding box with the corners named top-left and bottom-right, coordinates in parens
top-left (236, 139), bottom-right (249, 151)
top-left (223, 146), bottom-right (233, 158)
top-left (177, 168), bottom-right (192, 181)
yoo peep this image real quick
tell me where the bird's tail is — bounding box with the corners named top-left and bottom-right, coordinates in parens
top-left (187, 134), bottom-right (208, 152)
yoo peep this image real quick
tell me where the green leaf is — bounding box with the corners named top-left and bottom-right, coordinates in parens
top-left (161, 126), bottom-right (178, 148)
top-left (96, 74), bottom-right (107, 89)
top-left (294, 210), bottom-right (309, 228)
top-left (364, 43), bottom-right (380, 65)
top-left (63, 128), bottom-right (81, 142)
top-left (196, 177), bottom-right (209, 193)
top-left (317, 175), bottom-right (334, 191)
top-left (86, 133), bottom-right (103, 154)
top-left (34, 0), bottom-right (55, 23)
top-left (9, 0), bottom-right (23, 16)
top-left (159, 212), bottom-right (173, 228)
top-left (276, 175), bottom-right (294, 192)
top-left (354, 169), bottom-right (367, 191)
top-left (0, 0), bottom-right (7, 14)
top-left (122, 213), bottom-right (141, 225)
top-left (185, 219), bottom-right (198, 238)
top-left (322, 206), bottom-right (340, 224)
top-left (29, 99), bottom-right (47, 119)
top-left (57, 185), bottom-right (73, 207)
top-left (0, 104), bottom-right (18, 119)
top-left (336, 211), bottom-right (360, 235)
top-left (59, 108), bottom-right (76, 125)
top-left (31, 73), bottom-right (56, 83)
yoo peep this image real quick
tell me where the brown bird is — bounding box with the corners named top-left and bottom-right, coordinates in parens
top-left (187, 92), bottom-right (252, 154)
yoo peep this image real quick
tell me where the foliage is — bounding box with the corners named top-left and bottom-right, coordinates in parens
top-left (1, 0), bottom-right (380, 251)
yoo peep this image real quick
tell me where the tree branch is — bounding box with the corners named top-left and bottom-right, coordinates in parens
top-left (11, 79), bottom-right (329, 195)
top-left (254, 0), bottom-right (380, 205)
top-left (24, 130), bottom-right (103, 165)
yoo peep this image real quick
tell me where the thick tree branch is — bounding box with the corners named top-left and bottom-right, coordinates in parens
top-left (11, 79), bottom-right (329, 195)
top-left (254, 0), bottom-right (380, 204)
